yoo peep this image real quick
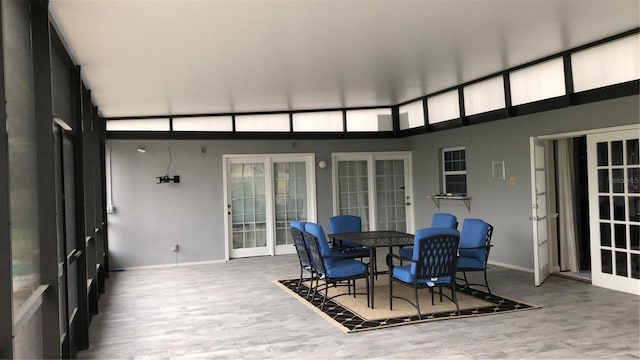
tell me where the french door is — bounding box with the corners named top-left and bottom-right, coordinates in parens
top-left (224, 154), bottom-right (316, 259)
top-left (332, 152), bottom-right (413, 232)
top-left (587, 129), bottom-right (640, 295)
top-left (529, 137), bottom-right (551, 286)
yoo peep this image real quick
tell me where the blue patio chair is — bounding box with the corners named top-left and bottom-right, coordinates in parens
top-left (305, 222), bottom-right (364, 300)
top-left (387, 227), bottom-right (461, 319)
top-left (399, 213), bottom-right (458, 260)
top-left (290, 221), bottom-right (312, 296)
top-left (456, 218), bottom-right (494, 294)
top-left (305, 231), bottom-right (369, 310)
top-left (328, 215), bottom-right (373, 265)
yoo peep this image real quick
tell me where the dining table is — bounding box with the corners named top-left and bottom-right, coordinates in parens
top-left (327, 230), bottom-right (414, 309)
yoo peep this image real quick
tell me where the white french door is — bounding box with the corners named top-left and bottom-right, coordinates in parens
top-left (587, 129), bottom-right (640, 295)
top-left (332, 152), bottom-right (413, 232)
top-left (224, 154), bottom-right (316, 259)
top-left (530, 137), bottom-right (551, 286)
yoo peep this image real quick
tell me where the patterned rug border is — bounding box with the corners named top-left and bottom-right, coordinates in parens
top-left (274, 278), bottom-right (541, 333)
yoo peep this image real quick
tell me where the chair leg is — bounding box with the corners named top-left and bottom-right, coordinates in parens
top-left (389, 274), bottom-right (394, 311)
top-left (463, 271), bottom-right (470, 289)
top-left (431, 287), bottom-right (435, 305)
top-left (297, 267), bottom-right (304, 293)
top-left (414, 286), bottom-right (421, 320)
top-left (321, 279), bottom-right (329, 310)
top-left (483, 270), bottom-right (492, 295)
top-left (439, 285), bottom-right (443, 303)
top-left (451, 283), bottom-right (460, 315)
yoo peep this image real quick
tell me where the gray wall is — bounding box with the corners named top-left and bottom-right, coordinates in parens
top-left (410, 95), bottom-right (640, 270)
top-left (108, 95), bottom-right (639, 269)
top-left (107, 138), bottom-right (409, 268)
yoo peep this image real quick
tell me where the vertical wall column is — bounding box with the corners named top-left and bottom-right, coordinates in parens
top-left (30, 0), bottom-right (61, 357)
top-left (0, 2), bottom-right (14, 356)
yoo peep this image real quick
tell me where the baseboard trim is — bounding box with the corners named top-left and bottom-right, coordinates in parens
top-left (120, 259), bottom-right (227, 271)
top-left (488, 260), bottom-right (534, 273)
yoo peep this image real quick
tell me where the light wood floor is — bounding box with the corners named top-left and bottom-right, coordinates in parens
top-left (78, 254), bottom-right (639, 359)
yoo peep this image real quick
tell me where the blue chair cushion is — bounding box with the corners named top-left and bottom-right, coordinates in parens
top-left (325, 259), bottom-right (366, 278)
top-left (304, 222), bottom-right (332, 257)
top-left (398, 246), bottom-right (413, 259)
top-left (459, 219), bottom-right (489, 261)
top-left (457, 255), bottom-right (484, 269)
top-left (328, 215), bottom-right (361, 233)
top-left (431, 213), bottom-right (458, 229)
top-left (289, 220), bottom-right (306, 232)
top-left (392, 265), bottom-right (451, 285)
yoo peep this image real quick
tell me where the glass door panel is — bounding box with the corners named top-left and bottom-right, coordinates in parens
top-left (334, 152), bottom-right (413, 233)
top-left (375, 159), bottom-right (407, 232)
top-left (588, 129), bottom-right (640, 295)
top-left (337, 160), bottom-right (370, 230)
top-left (229, 162), bottom-right (268, 257)
top-left (274, 161), bottom-right (309, 255)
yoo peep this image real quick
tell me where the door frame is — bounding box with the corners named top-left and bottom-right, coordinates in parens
top-left (531, 124), bottom-right (639, 287)
top-left (222, 153), bottom-right (317, 261)
top-left (331, 151), bottom-right (414, 233)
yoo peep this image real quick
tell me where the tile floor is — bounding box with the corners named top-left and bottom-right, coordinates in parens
top-left (78, 255), bottom-right (640, 359)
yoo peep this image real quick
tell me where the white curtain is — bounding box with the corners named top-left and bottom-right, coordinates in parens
top-left (556, 138), bottom-right (579, 272)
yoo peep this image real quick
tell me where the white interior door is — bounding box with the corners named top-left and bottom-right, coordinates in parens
top-left (587, 129), bottom-right (640, 295)
top-left (530, 137), bottom-right (551, 286)
top-left (224, 154), bottom-right (316, 259)
top-left (227, 158), bottom-right (270, 258)
top-left (332, 152), bottom-right (413, 232)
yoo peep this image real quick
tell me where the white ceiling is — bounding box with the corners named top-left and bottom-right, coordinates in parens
top-left (49, 0), bottom-right (640, 118)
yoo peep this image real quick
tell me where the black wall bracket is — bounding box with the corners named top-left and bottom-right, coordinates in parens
top-left (156, 175), bottom-right (180, 184)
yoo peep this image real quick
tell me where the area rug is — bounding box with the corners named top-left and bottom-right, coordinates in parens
top-left (274, 275), bottom-right (540, 333)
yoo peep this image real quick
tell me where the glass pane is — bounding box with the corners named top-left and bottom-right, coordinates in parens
top-left (464, 76), bottom-right (505, 115)
top-left (600, 222), bottom-right (611, 247)
top-left (172, 116), bottom-right (233, 131)
top-left (598, 169), bottom-right (609, 192)
top-left (631, 254), bottom-right (640, 279)
top-left (346, 108), bottom-right (393, 132)
top-left (613, 196), bottom-right (625, 221)
top-left (601, 249), bottom-right (613, 274)
top-left (630, 225), bottom-right (639, 251)
top-left (629, 168), bottom-right (640, 193)
top-left (629, 197), bottom-right (640, 222)
top-left (597, 142), bottom-right (608, 166)
top-left (427, 90), bottom-right (460, 124)
top-left (235, 113), bottom-right (289, 132)
top-left (628, 139), bottom-right (639, 165)
top-left (599, 196), bottom-right (610, 220)
top-left (106, 118), bottom-right (170, 131)
top-left (293, 111), bottom-right (343, 132)
top-left (612, 168), bottom-right (624, 193)
top-left (572, 34), bottom-right (640, 92)
top-left (614, 224), bottom-right (627, 249)
top-left (510, 57), bottom-right (565, 105)
top-left (616, 251), bottom-right (628, 277)
top-left (611, 141), bottom-right (624, 166)
top-left (399, 100), bottom-right (425, 130)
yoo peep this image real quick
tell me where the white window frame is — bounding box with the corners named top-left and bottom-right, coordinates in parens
top-left (442, 146), bottom-right (467, 194)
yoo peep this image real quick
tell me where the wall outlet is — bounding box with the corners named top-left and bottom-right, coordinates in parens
top-left (171, 244), bottom-right (180, 252)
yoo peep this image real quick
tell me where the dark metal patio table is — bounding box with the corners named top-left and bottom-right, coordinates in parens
top-left (327, 230), bottom-right (414, 309)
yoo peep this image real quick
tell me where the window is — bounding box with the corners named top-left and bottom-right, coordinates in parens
top-left (427, 90), bottom-right (460, 124)
top-left (399, 100), bottom-right (425, 130)
top-left (442, 147), bottom-right (467, 194)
